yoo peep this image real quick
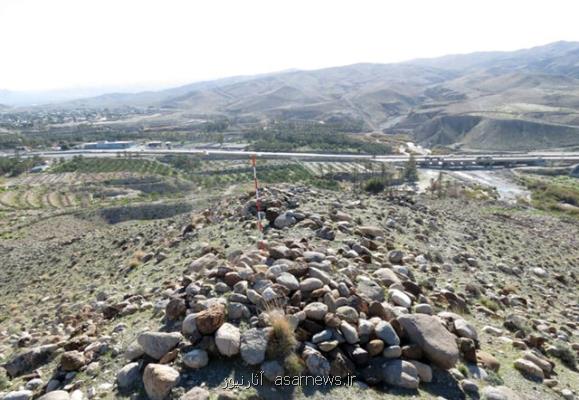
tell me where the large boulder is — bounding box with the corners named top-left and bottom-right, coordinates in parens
top-left (240, 328), bottom-right (268, 365)
top-left (143, 363), bottom-right (180, 400)
top-left (397, 314), bottom-right (459, 369)
top-left (215, 323), bottom-right (241, 357)
top-left (4, 344), bottom-right (59, 377)
top-left (138, 331), bottom-right (182, 360)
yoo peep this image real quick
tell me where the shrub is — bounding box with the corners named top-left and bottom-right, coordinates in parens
top-left (266, 309), bottom-right (297, 360)
top-left (457, 363), bottom-right (469, 378)
top-left (127, 250), bottom-right (146, 268)
top-left (480, 296), bottom-right (500, 312)
top-left (0, 367), bottom-right (8, 390)
top-left (485, 370), bottom-right (504, 386)
top-left (364, 178), bottom-right (385, 194)
top-left (403, 154), bottom-right (419, 183)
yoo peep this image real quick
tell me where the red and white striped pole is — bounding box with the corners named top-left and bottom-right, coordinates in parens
top-left (251, 154), bottom-right (263, 233)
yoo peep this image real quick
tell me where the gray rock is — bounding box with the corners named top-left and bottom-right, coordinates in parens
top-left (375, 321), bottom-right (400, 346)
top-left (300, 278), bottom-right (324, 292)
top-left (37, 392), bottom-right (70, 400)
top-left (269, 245), bottom-right (291, 259)
top-left (117, 362), bottom-right (141, 390)
top-left (414, 304), bottom-right (433, 315)
top-left (276, 273), bottom-right (299, 291)
top-left (4, 344), bottom-right (59, 377)
top-left (25, 378), bottom-right (44, 390)
top-left (409, 360), bottom-right (432, 383)
top-left (388, 250), bottom-right (405, 264)
top-left (274, 213), bottom-right (297, 229)
top-left (303, 251), bottom-right (326, 262)
top-left (2, 391), bottom-right (34, 400)
top-left (304, 302), bottom-right (328, 320)
top-left (240, 328), bottom-right (268, 365)
top-left (227, 302), bottom-right (248, 320)
top-left (336, 306), bottom-right (359, 323)
top-left (262, 360), bottom-right (284, 382)
top-left (183, 349), bottom-right (209, 369)
top-left (312, 329), bottom-right (333, 344)
top-left (138, 331), bottom-right (182, 360)
top-left (304, 349), bottom-right (331, 376)
top-left (182, 314), bottom-right (198, 336)
top-left (356, 278), bottom-right (384, 302)
top-left (514, 358), bottom-right (544, 379)
top-left (382, 359), bottom-right (419, 389)
top-left (397, 314), bottom-right (459, 369)
top-left (461, 379), bottom-right (479, 394)
top-left (389, 289), bottom-right (412, 308)
top-left (143, 363), bottom-right (180, 400)
top-left (481, 386), bottom-right (522, 400)
top-left (181, 387), bottom-right (210, 400)
top-left (373, 268), bottom-right (401, 286)
top-left (188, 253), bottom-right (218, 273)
top-left (340, 321), bottom-right (359, 344)
top-left (358, 226), bottom-right (384, 238)
top-left (454, 318), bottom-right (478, 341)
top-left (124, 341), bottom-right (145, 361)
top-left (215, 323), bottom-right (241, 357)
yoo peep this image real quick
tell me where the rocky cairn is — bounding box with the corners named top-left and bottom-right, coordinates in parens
top-left (1, 186), bottom-right (577, 400)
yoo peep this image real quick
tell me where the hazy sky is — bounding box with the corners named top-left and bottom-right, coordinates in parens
top-left (1, 0), bottom-right (579, 91)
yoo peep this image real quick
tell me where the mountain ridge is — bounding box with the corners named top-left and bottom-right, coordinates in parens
top-left (5, 41), bottom-right (579, 150)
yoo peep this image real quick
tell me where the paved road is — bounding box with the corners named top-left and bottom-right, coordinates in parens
top-left (4, 148), bottom-right (579, 164)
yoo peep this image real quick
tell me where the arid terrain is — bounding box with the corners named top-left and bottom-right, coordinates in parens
top-left (0, 158), bottom-right (577, 400)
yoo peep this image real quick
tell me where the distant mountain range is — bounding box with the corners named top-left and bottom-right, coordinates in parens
top-left (4, 41), bottom-right (579, 150)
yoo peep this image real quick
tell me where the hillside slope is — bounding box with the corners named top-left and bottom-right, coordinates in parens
top-left (19, 41), bottom-right (579, 150)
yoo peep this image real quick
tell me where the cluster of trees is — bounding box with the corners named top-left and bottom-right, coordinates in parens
top-left (0, 155), bottom-right (43, 177)
top-left (362, 155), bottom-right (418, 194)
top-left (160, 155), bottom-right (202, 172)
top-left (245, 122), bottom-right (392, 155)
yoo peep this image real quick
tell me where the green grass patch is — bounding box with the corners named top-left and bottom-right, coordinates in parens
top-left (520, 175), bottom-right (579, 217)
top-left (51, 156), bottom-right (177, 177)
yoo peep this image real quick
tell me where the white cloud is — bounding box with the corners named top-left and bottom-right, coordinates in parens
top-left (1, 0), bottom-right (578, 90)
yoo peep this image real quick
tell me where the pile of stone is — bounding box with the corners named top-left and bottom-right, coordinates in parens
top-left (108, 222), bottom-right (491, 399)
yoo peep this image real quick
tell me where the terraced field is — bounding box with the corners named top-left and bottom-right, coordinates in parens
top-left (0, 157), bottom-right (393, 211)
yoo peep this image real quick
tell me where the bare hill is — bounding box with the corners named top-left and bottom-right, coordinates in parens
top-left (29, 41), bottom-right (579, 150)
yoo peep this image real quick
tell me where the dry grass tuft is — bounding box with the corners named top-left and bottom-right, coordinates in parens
top-left (266, 308), bottom-right (297, 360)
top-left (284, 352), bottom-right (305, 376)
top-left (127, 250), bottom-right (146, 269)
